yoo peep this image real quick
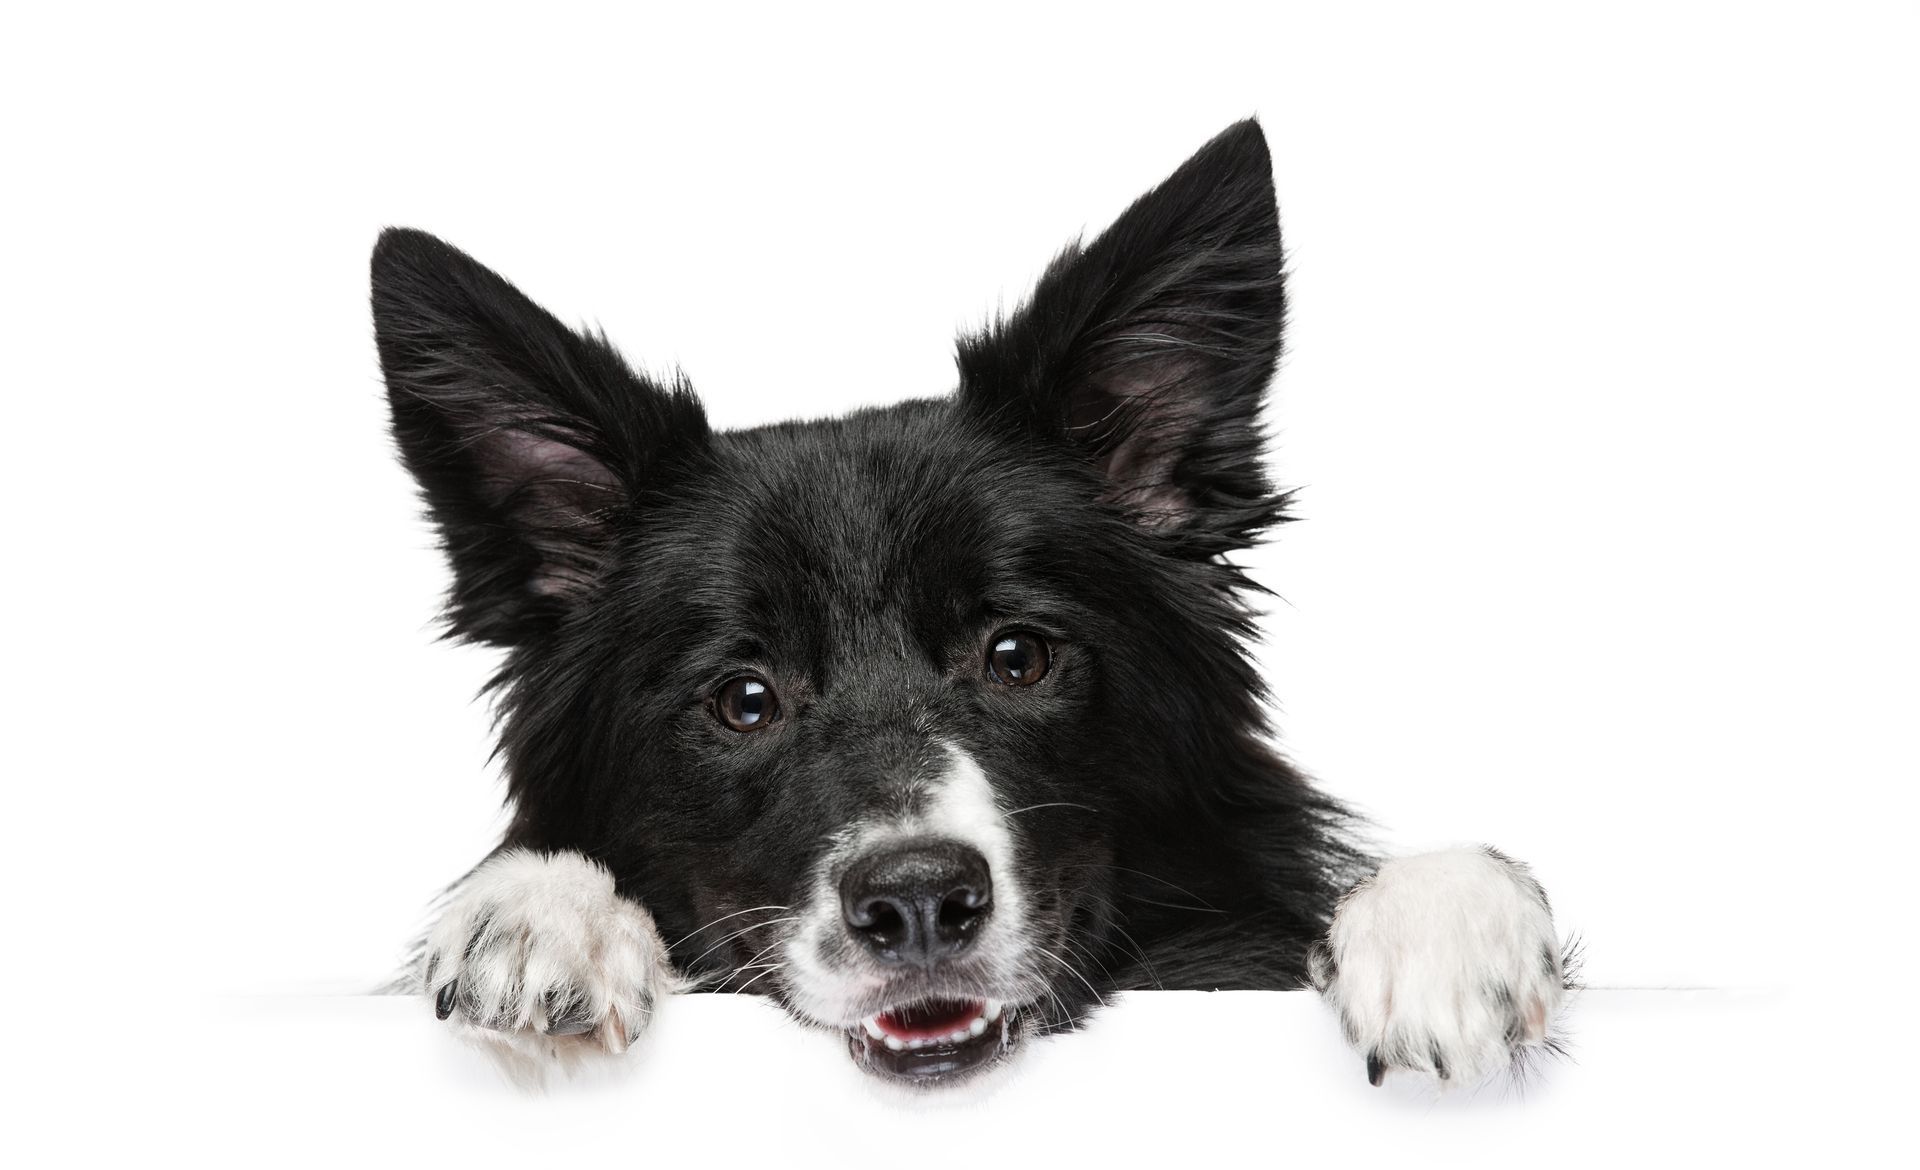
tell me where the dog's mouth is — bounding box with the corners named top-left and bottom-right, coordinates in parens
top-left (844, 996), bottom-right (1016, 1083)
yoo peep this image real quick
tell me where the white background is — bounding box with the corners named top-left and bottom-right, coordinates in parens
top-left (4, 1), bottom-right (1915, 1163)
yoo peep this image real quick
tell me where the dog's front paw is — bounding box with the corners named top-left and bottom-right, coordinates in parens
top-left (1309, 847), bottom-right (1571, 1089)
top-left (422, 849), bottom-right (677, 1069)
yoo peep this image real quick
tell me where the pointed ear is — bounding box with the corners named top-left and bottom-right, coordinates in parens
top-left (957, 119), bottom-right (1287, 552)
top-left (371, 229), bottom-right (708, 646)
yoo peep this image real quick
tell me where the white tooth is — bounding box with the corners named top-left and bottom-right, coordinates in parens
top-left (968, 1015), bottom-right (988, 1037)
top-left (949, 1030), bottom-right (969, 1043)
top-left (884, 1035), bottom-right (905, 1051)
top-left (861, 1017), bottom-right (885, 1040)
top-left (984, 999), bottom-right (1003, 1022)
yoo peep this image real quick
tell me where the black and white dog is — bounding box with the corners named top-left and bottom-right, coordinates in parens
top-left (373, 119), bottom-right (1571, 1089)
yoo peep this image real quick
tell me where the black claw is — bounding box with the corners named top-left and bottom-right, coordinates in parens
top-left (1431, 1041), bottom-right (1449, 1081)
top-left (1366, 1051), bottom-right (1386, 1087)
top-left (541, 991), bottom-right (596, 1036)
top-left (545, 1018), bottom-right (595, 1037)
top-left (434, 981), bottom-right (457, 1020)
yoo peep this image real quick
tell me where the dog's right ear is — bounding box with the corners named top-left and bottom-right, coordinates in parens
top-left (371, 228), bottom-right (708, 647)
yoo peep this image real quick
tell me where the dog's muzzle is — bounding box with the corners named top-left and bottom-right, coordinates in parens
top-left (833, 837), bottom-right (1019, 1082)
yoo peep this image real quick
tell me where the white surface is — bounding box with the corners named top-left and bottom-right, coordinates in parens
top-left (3, 1), bottom-right (1915, 1161)
top-left (79, 991), bottom-right (1861, 1163)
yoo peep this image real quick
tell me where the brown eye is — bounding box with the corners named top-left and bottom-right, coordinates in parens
top-left (987, 630), bottom-right (1051, 687)
top-left (714, 675), bottom-right (779, 732)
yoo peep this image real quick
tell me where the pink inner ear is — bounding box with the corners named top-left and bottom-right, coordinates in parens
top-left (485, 428), bottom-right (618, 493)
top-left (1102, 444), bottom-right (1190, 529)
top-left (473, 426), bottom-right (624, 598)
top-left (1078, 366), bottom-right (1203, 529)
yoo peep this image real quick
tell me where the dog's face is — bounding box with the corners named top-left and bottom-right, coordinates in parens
top-left (375, 121), bottom-right (1287, 1083)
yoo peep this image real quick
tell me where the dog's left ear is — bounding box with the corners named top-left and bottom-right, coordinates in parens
top-left (957, 119), bottom-right (1286, 551)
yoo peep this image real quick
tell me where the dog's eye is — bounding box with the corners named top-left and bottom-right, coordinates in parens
top-left (714, 675), bottom-right (780, 732)
top-left (986, 631), bottom-right (1051, 687)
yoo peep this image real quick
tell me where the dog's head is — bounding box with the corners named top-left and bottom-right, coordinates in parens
top-left (375, 121), bottom-right (1293, 1083)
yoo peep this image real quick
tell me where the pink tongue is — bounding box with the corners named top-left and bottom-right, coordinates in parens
top-left (876, 998), bottom-right (983, 1040)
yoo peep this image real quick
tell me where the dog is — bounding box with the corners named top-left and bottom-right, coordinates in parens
top-left (372, 118), bottom-right (1572, 1089)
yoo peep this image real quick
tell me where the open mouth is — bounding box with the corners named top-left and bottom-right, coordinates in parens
top-left (845, 997), bottom-right (1016, 1083)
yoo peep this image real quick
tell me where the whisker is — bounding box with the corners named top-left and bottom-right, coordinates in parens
top-left (714, 937), bottom-right (791, 990)
top-left (736, 936), bottom-right (787, 968)
top-left (1034, 973), bottom-right (1090, 1031)
top-left (715, 961), bottom-right (780, 990)
top-left (1125, 895), bottom-right (1226, 914)
top-left (668, 904), bottom-right (792, 950)
top-left (1002, 802), bottom-right (1101, 818)
top-left (685, 916), bottom-right (802, 968)
top-left (729, 963), bottom-right (787, 996)
top-left (1029, 962), bottom-right (1072, 1028)
top-left (1080, 889), bottom-right (1163, 990)
top-left (1059, 931), bottom-right (1119, 986)
top-left (1058, 862), bottom-right (1220, 910)
top-left (1038, 945), bottom-right (1108, 1009)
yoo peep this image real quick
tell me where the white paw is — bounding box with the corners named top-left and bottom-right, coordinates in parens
top-left (422, 849), bottom-right (678, 1070)
top-left (1310, 847), bottom-right (1570, 1088)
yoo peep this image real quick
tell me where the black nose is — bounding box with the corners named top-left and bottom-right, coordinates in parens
top-left (840, 840), bottom-right (993, 965)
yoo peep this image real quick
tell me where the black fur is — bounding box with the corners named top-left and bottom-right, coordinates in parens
top-left (375, 119), bottom-right (1371, 1047)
